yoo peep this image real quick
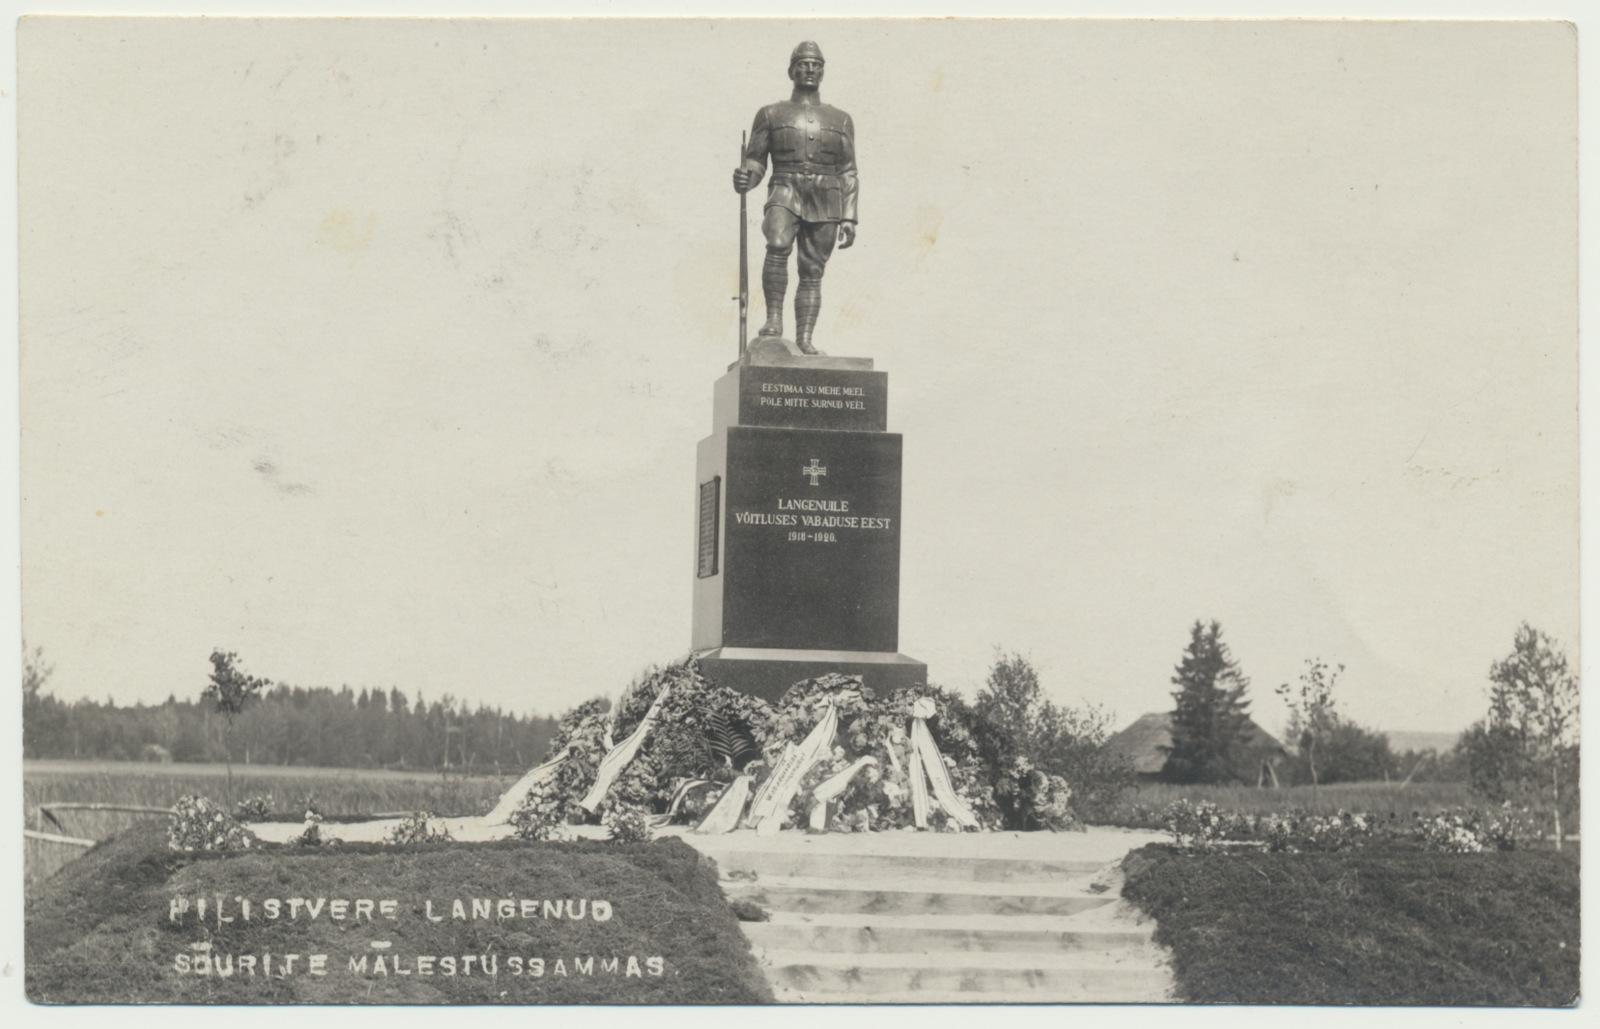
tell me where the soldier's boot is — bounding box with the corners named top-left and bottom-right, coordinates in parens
top-left (794, 278), bottom-right (823, 354)
top-left (758, 252), bottom-right (787, 337)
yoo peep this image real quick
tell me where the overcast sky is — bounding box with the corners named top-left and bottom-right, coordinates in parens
top-left (18, 17), bottom-right (1577, 738)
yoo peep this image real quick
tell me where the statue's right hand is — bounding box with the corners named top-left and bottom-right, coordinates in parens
top-left (732, 168), bottom-right (753, 193)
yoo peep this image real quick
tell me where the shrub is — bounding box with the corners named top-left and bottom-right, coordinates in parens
top-left (1031, 704), bottom-right (1138, 821)
top-left (385, 812), bottom-right (454, 845)
top-left (168, 795), bottom-right (257, 852)
top-left (972, 651), bottom-right (1135, 823)
top-left (232, 794), bottom-right (273, 822)
top-left (601, 802), bottom-right (654, 844)
top-left (1279, 720), bottom-right (1399, 786)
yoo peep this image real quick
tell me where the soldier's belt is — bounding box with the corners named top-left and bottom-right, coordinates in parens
top-left (770, 167), bottom-right (847, 180)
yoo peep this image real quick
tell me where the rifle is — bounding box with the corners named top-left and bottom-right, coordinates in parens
top-left (738, 130), bottom-right (749, 364)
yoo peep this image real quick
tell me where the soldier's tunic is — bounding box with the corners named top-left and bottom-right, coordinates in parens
top-left (740, 100), bottom-right (858, 225)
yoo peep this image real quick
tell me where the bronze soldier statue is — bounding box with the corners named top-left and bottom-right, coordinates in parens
top-left (732, 41), bottom-right (857, 355)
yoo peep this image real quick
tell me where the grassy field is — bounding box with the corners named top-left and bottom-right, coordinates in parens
top-left (25, 760), bottom-right (518, 896)
top-left (25, 761), bottom-right (1490, 894)
top-left (1121, 842), bottom-right (1580, 1005)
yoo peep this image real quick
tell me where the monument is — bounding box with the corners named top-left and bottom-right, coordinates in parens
top-left (693, 43), bottom-right (925, 702)
top-left (731, 40), bottom-right (857, 355)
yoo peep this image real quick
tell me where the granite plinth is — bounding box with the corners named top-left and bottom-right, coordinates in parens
top-left (693, 347), bottom-right (922, 700)
top-left (694, 647), bottom-right (927, 704)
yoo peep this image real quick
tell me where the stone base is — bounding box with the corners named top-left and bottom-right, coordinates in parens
top-left (694, 646), bottom-right (927, 703)
top-left (732, 336), bottom-right (875, 372)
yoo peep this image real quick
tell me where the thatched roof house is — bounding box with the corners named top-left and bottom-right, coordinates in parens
top-left (1106, 711), bottom-right (1290, 782)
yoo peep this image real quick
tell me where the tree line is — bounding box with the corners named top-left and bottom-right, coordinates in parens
top-left (22, 649), bottom-right (558, 774)
top-left (1157, 619), bottom-right (1435, 787)
top-left (23, 620), bottom-right (1575, 841)
top-left (1155, 619), bottom-right (1577, 841)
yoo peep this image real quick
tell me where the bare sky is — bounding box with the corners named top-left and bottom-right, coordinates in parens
top-left (19, 17), bottom-right (1577, 738)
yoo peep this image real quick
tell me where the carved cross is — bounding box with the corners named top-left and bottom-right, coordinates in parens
top-left (801, 458), bottom-right (827, 486)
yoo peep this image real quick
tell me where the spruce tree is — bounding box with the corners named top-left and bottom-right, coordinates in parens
top-left (1160, 620), bottom-right (1254, 784)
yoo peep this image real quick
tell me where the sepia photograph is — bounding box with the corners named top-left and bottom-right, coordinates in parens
top-left (13, 10), bottom-right (1582, 1013)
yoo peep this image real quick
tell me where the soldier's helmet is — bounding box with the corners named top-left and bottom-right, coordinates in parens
top-left (789, 41), bottom-right (825, 70)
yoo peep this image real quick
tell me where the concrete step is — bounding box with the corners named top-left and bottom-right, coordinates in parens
top-left (709, 849), bottom-right (1104, 883)
top-left (744, 910), bottom-right (1149, 954)
top-left (723, 875), bottom-right (1117, 917)
top-left (674, 827), bottom-right (1174, 1004)
top-left (759, 948), bottom-right (1172, 1002)
top-left (777, 986), bottom-right (1169, 1004)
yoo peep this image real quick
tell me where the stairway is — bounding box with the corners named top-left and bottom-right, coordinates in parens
top-left (674, 827), bottom-right (1173, 1004)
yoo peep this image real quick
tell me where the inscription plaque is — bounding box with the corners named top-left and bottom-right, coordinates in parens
top-left (720, 426), bottom-right (902, 652)
top-left (696, 476), bottom-right (720, 578)
top-left (714, 364), bottom-right (888, 433)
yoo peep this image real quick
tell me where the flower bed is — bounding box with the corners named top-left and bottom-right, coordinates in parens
top-left (1157, 797), bottom-right (1543, 854)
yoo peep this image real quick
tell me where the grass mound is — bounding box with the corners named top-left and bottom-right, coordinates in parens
top-left (27, 820), bottom-right (772, 1005)
top-left (1121, 843), bottom-right (1579, 1006)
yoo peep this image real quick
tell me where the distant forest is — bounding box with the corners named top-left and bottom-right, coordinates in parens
top-left (23, 683), bottom-right (560, 774)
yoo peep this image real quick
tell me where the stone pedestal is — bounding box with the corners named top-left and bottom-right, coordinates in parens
top-left (692, 339), bottom-right (925, 702)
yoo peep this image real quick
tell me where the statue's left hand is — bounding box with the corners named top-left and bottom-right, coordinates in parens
top-left (838, 222), bottom-right (856, 249)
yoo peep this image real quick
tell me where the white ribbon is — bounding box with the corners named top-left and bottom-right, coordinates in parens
top-left (743, 742), bottom-right (793, 828)
top-left (746, 704), bottom-right (839, 835)
top-left (649, 778), bottom-right (714, 827)
top-left (908, 697), bottom-right (979, 829)
top-left (908, 737), bottom-right (931, 828)
top-left (693, 774), bottom-right (753, 835)
top-left (808, 755), bottom-right (877, 831)
top-left (483, 747), bottom-right (570, 826)
top-left (579, 685), bottom-right (671, 812)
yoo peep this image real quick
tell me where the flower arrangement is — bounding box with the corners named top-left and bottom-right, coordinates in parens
top-left (168, 795), bottom-right (258, 852)
top-left (992, 757), bottom-right (1078, 832)
top-left (292, 808), bottom-right (326, 847)
top-left (763, 680), bottom-right (1004, 832)
top-left (507, 659), bottom-right (1100, 836)
top-left (507, 696), bottom-right (613, 841)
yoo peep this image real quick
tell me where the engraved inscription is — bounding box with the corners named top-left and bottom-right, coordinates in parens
top-left (757, 381), bottom-right (869, 411)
